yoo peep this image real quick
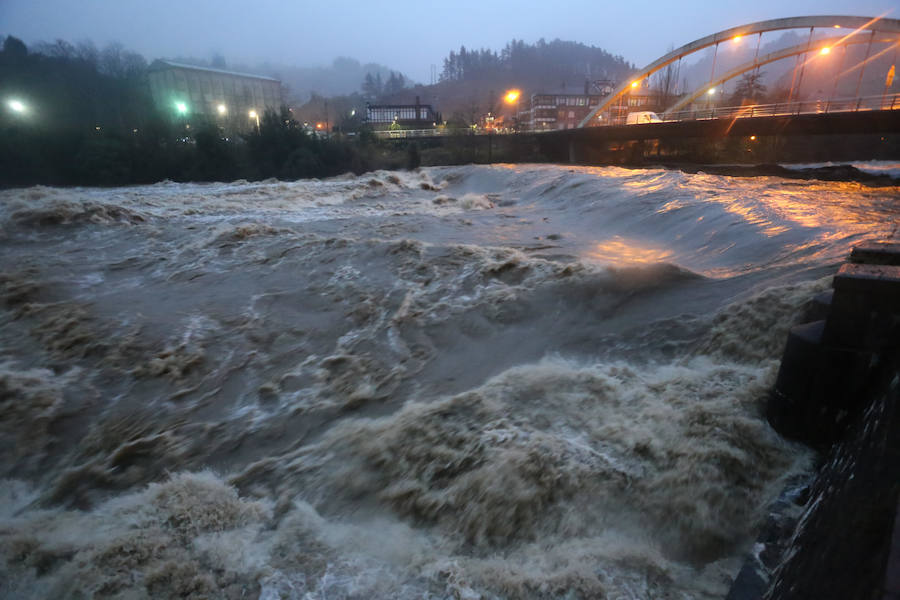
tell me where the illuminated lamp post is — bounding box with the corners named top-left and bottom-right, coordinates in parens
top-left (504, 89), bottom-right (521, 132)
top-left (625, 81), bottom-right (641, 124)
top-left (706, 87), bottom-right (717, 112)
top-left (248, 109), bottom-right (259, 132)
top-left (6, 99), bottom-right (27, 115)
top-left (174, 101), bottom-right (189, 135)
top-left (215, 103), bottom-right (227, 135)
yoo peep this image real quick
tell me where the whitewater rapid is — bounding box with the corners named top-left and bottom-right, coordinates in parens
top-left (1, 164), bottom-right (897, 599)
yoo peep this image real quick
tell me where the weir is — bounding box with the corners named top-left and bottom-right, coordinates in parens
top-left (730, 242), bottom-right (900, 599)
top-left (381, 110), bottom-right (900, 166)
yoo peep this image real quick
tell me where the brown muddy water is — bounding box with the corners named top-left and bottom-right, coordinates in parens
top-left (1, 163), bottom-right (898, 599)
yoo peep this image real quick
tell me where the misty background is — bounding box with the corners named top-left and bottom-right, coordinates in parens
top-left (2, 0), bottom-right (898, 187)
top-left (2, 0), bottom-right (896, 98)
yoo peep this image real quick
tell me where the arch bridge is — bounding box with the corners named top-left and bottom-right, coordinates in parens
top-left (577, 15), bottom-right (900, 128)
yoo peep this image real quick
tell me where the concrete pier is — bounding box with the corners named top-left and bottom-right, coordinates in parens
top-left (732, 241), bottom-right (900, 599)
top-left (768, 244), bottom-right (900, 448)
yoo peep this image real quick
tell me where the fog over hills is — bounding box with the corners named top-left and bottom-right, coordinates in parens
top-left (164, 54), bottom-right (402, 104)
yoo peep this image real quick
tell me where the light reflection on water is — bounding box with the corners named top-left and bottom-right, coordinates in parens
top-left (503, 165), bottom-right (899, 277)
top-left (584, 235), bottom-right (674, 265)
top-left (0, 163), bottom-right (897, 600)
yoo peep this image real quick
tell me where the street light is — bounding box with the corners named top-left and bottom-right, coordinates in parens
top-left (217, 103), bottom-right (227, 115)
top-left (248, 109), bottom-right (259, 130)
top-left (504, 89), bottom-right (522, 131)
top-left (706, 87), bottom-right (717, 111)
top-left (175, 101), bottom-right (188, 115)
top-left (7, 99), bottom-right (27, 114)
top-left (820, 47), bottom-right (831, 56)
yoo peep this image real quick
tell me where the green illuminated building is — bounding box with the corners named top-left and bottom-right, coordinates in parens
top-left (147, 60), bottom-right (282, 132)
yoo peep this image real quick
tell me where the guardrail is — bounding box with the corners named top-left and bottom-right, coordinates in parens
top-left (370, 94), bottom-right (899, 137)
top-left (658, 93), bottom-right (900, 124)
top-left (372, 128), bottom-right (483, 139)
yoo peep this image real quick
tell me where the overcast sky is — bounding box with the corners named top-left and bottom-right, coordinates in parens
top-left (1, 0), bottom-right (896, 81)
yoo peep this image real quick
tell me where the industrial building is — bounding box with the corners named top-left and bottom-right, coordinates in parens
top-left (147, 60), bottom-right (282, 132)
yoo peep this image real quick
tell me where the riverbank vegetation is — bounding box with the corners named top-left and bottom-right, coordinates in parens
top-left (0, 36), bottom-right (419, 188)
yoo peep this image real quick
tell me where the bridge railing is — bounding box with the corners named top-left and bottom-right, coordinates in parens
top-left (371, 94), bottom-right (899, 137)
top-left (660, 93), bottom-right (900, 124)
top-left (372, 128), bottom-right (485, 139)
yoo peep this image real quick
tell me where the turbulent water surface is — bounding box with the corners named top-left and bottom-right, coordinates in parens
top-left (1, 164), bottom-right (898, 599)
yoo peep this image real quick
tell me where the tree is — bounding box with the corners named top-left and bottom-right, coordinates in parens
top-left (729, 71), bottom-right (767, 104)
top-left (362, 72), bottom-right (385, 99)
top-left (384, 71), bottom-right (405, 95)
top-left (362, 73), bottom-right (376, 98)
top-left (36, 39), bottom-right (75, 59)
top-left (75, 40), bottom-right (99, 66)
top-left (652, 47), bottom-right (681, 111)
top-left (3, 36), bottom-right (28, 59)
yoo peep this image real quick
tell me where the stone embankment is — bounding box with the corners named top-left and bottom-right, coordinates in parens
top-left (729, 242), bottom-right (900, 600)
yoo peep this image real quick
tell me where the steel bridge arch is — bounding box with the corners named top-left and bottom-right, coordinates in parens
top-left (663, 33), bottom-right (900, 115)
top-left (577, 15), bottom-right (900, 128)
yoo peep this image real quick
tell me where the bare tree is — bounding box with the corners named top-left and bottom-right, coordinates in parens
top-left (729, 71), bottom-right (767, 104)
top-left (651, 46), bottom-right (680, 111)
top-left (75, 40), bottom-right (98, 66)
top-left (99, 42), bottom-right (146, 78)
top-left (34, 38), bottom-right (75, 59)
